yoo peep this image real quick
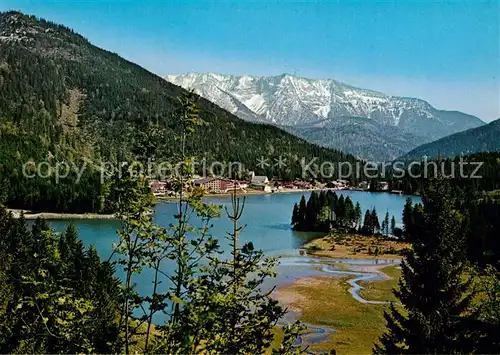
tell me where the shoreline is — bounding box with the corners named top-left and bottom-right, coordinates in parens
top-left (6, 189), bottom-right (417, 220)
top-left (155, 187), bottom-right (324, 201)
top-left (302, 234), bottom-right (409, 260)
top-left (7, 209), bottom-right (118, 220)
top-left (156, 187), bottom-right (418, 201)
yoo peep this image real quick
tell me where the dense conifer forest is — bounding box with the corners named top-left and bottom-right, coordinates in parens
top-left (291, 190), bottom-right (396, 237)
top-left (384, 152), bottom-right (500, 195)
top-left (400, 118), bottom-right (500, 161)
top-left (376, 180), bottom-right (500, 353)
top-left (0, 209), bottom-right (122, 353)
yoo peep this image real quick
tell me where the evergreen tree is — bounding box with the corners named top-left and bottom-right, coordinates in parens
top-left (297, 195), bottom-right (307, 230)
top-left (375, 180), bottom-right (472, 354)
top-left (402, 198), bottom-right (415, 241)
top-left (319, 190), bottom-right (328, 208)
top-left (344, 197), bottom-right (355, 228)
top-left (305, 191), bottom-right (319, 230)
top-left (331, 191), bottom-right (339, 212)
top-left (337, 195), bottom-right (346, 224)
top-left (362, 209), bottom-right (372, 235)
top-left (390, 215), bottom-right (396, 235)
top-left (291, 203), bottom-right (299, 227)
top-left (382, 212), bottom-right (390, 236)
top-left (326, 190), bottom-right (337, 211)
top-left (371, 208), bottom-right (380, 234)
top-left (355, 202), bottom-right (362, 231)
top-left (381, 214), bottom-right (387, 236)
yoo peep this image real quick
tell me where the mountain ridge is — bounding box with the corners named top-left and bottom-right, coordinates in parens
top-left (283, 116), bottom-right (427, 161)
top-left (166, 72), bottom-right (484, 160)
top-left (166, 72), bottom-right (484, 132)
top-left (399, 118), bottom-right (500, 161)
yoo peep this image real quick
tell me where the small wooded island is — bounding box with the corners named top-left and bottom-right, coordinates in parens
top-left (291, 190), bottom-right (415, 235)
top-left (291, 190), bottom-right (419, 258)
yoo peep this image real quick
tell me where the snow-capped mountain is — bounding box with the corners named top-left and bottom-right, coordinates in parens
top-left (165, 73), bottom-right (484, 160)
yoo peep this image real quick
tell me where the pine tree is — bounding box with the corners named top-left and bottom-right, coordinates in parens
top-left (371, 208), bottom-right (380, 234)
top-left (337, 195), bottom-right (346, 225)
top-left (331, 191), bottom-right (339, 212)
top-left (326, 190), bottom-right (336, 211)
top-left (382, 212), bottom-right (390, 236)
top-left (390, 216), bottom-right (396, 235)
top-left (344, 197), bottom-right (355, 228)
top-left (297, 195), bottom-right (307, 230)
top-left (319, 190), bottom-right (328, 208)
top-left (402, 198), bottom-right (414, 241)
top-left (375, 180), bottom-right (472, 354)
top-left (355, 202), bottom-right (362, 231)
top-left (362, 209), bottom-right (372, 235)
top-left (305, 191), bottom-right (319, 229)
top-left (291, 202), bottom-right (299, 227)
top-left (381, 214), bottom-right (387, 236)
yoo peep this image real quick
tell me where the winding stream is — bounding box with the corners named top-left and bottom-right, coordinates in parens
top-left (277, 255), bottom-right (397, 304)
top-left (276, 255), bottom-right (399, 350)
top-left (320, 267), bottom-right (391, 305)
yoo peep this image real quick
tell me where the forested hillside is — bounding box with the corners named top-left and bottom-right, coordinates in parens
top-left (400, 118), bottom-right (500, 160)
top-left (387, 152), bottom-right (500, 195)
top-left (285, 116), bottom-right (426, 161)
top-left (0, 11), bottom-right (357, 212)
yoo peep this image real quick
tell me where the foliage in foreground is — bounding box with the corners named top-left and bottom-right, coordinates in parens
top-left (0, 209), bottom-right (122, 353)
top-left (0, 92), bottom-right (305, 354)
top-left (375, 180), bottom-right (500, 354)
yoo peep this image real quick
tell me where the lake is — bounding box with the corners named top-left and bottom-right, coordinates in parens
top-left (47, 190), bottom-right (419, 258)
top-left (45, 190), bottom-right (419, 321)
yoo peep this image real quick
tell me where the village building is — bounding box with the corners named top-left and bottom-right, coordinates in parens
top-left (328, 179), bottom-right (349, 189)
top-left (227, 181), bottom-right (248, 190)
top-left (248, 174), bottom-right (272, 192)
top-left (149, 180), bottom-right (167, 196)
top-left (358, 181), bottom-right (370, 190)
top-left (193, 177), bottom-right (229, 193)
top-left (379, 181), bottom-right (389, 191)
top-left (193, 177), bottom-right (247, 194)
top-left (251, 183), bottom-right (273, 193)
top-left (250, 175), bottom-right (269, 185)
top-left (293, 181), bottom-right (315, 189)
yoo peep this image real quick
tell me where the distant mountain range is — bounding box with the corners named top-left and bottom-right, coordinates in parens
top-left (400, 118), bottom-right (500, 161)
top-left (166, 73), bottom-right (485, 161)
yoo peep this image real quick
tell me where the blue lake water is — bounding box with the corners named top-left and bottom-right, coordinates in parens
top-left (45, 191), bottom-right (419, 322)
top-left (47, 190), bottom-right (419, 258)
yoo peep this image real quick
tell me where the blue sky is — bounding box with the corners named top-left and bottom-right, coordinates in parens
top-left (1, 0), bottom-right (498, 121)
